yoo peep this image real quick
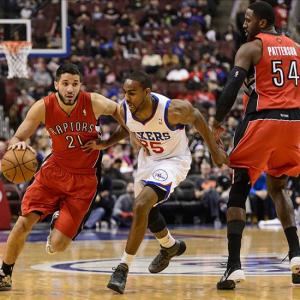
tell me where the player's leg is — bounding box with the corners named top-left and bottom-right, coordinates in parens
top-left (217, 168), bottom-right (251, 290)
top-left (0, 212), bottom-right (40, 291)
top-left (266, 174), bottom-right (300, 284)
top-left (147, 205), bottom-right (186, 273)
top-left (107, 185), bottom-right (160, 294)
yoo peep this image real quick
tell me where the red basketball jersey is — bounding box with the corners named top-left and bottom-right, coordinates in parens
top-left (44, 91), bottom-right (101, 174)
top-left (243, 33), bottom-right (300, 114)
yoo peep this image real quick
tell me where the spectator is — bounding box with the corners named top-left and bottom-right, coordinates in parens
top-left (112, 182), bottom-right (135, 228)
top-left (72, 17), bottom-right (87, 37)
top-left (194, 162), bottom-right (223, 228)
top-left (74, 39), bottom-right (92, 58)
top-left (249, 173), bottom-right (275, 223)
top-left (122, 42), bottom-right (141, 60)
top-left (127, 24), bottom-right (143, 43)
top-left (20, 1), bottom-right (32, 19)
top-left (194, 83), bottom-right (216, 109)
top-left (187, 7), bottom-right (206, 29)
top-left (102, 154), bottom-right (129, 182)
top-left (17, 71), bottom-right (37, 97)
top-left (274, 0), bottom-right (289, 30)
top-left (223, 23), bottom-right (240, 52)
top-left (141, 47), bottom-right (162, 74)
top-left (236, 2), bottom-right (247, 44)
top-left (166, 64), bottom-right (189, 82)
top-left (161, 3), bottom-right (180, 26)
top-left (103, 1), bottom-right (121, 21)
top-left (176, 86), bottom-right (194, 103)
top-left (32, 61), bottom-right (52, 92)
top-left (162, 47), bottom-right (179, 68)
top-left (84, 60), bottom-right (98, 76)
top-left (76, 4), bottom-right (91, 21)
top-left (176, 23), bottom-right (193, 42)
top-left (91, 5), bottom-right (103, 20)
top-left (85, 169), bottom-right (116, 229)
top-left (277, 20), bottom-right (291, 37)
top-left (290, 22), bottom-right (300, 44)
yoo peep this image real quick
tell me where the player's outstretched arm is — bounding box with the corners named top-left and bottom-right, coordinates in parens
top-left (8, 100), bottom-right (45, 153)
top-left (168, 100), bottom-right (229, 167)
top-left (83, 94), bottom-right (148, 154)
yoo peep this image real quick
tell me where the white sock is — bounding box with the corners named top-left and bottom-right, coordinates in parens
top-left (156, 230), bottom-right (176, 249)
top-left (121, 251), bottom-right (136, 267)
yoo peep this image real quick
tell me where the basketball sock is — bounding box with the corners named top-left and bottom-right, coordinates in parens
top-left (2, 262), bottom-right (15, 277)
top-left (227, 234), bottom-right (242, 265)
top-left (227, 220), bottom-right (245, 266)
top-left (121, 251), bottom-right (136, 267)
top-left (156, 230), bottom-right (176, 249)
top-left (284, 226), bottom-right (300, 253)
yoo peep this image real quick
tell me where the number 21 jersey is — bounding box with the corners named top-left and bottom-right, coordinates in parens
top-left (44, 91), bottom-right (101, 174)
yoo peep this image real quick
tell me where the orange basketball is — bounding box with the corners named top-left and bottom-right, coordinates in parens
top-left (1, 148), bottom-right (38, 184)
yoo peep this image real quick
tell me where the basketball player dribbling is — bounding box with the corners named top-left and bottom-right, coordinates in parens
top-left (212, 2), bottom-right (300, 289)
top-left (0, 63), bottom-right (138, 291)
top-left (82, 70), bottom-right (230, 294)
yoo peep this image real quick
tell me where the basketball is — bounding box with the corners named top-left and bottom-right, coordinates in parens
top-left (1, 148), bottom-right (38, 184)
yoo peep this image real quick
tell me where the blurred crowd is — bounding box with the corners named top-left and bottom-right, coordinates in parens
top-left (0, 0), bottom-right (299, 227)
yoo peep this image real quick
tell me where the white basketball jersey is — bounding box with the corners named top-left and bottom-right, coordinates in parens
top-left (123, 93), bottom-right (189, 160)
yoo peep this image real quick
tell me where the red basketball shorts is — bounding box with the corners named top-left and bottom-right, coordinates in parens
top-left (229, 109), bottom-right (300, 186)
top-left (21, 156), bottom-right (98, 239)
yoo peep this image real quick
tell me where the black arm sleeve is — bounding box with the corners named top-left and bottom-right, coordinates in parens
top-left (214, 66), bottom-right (248, 123)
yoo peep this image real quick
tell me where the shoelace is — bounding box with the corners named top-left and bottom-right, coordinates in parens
top-left (281, 254), bottom-right (289, 264)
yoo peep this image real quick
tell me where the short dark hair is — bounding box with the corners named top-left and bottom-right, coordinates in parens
top-left (126, 70), bottom-right (152, 90)
top-left (248, 1), bottom-right (276, 27)
top-left (56, 63), bottom-right (82, 82)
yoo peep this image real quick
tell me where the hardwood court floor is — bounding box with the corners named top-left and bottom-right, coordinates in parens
top-left (0, 224), bottom-right (299, 300)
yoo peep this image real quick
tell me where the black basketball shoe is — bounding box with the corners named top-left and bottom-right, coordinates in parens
top-left (217, 262), bottom-right (245, 290)
top-left (0, 270), bottom-right (12, 291)
top-left (107, 263), bottom-right (129, 294)
top-left (148, 240), bottom-right (186, 273)
top-left (289, 250), bottom-right (300, 284)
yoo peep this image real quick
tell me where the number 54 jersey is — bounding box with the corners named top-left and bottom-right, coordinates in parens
top-left (243, 32), bottom-right (300, 115)
top-left (44, 90), bottom-right (101, 174)
top-left (123, 92), bottom-right (190, 160)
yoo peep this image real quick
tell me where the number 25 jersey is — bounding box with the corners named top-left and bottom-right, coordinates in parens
top-left (243, 33), bottom-right (300, 115)
top-left (44, 91), bottom-right (101, 174)
top-left (123, 93), bottom-right (189, 161)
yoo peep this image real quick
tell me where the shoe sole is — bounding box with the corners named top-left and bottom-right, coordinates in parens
top-left (290, 257), bottom-right (300, 274)
top-left (0, 287), bottom-right (12, 291)
top-left (46, 236), bottom-right (57, 255)
top-left (217, 270), bottom-right (245, 290)
top-left (149, 240), bottom-right (187, 274)
top-left (292, 273), bottom-right (300, 284)
top-left (107, 282), bottom-right (124, 294)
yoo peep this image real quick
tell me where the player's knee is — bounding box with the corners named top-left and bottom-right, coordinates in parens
top-left (133, 198), bottom-right (151, 216)
top-left (227, 169), bottom-right (252, 210)
top-left (266, 175), bottom-right (286, 199)
top-left (12, 220), bottom-right (32, 236)
top-left (51, 237), bottom-right (71, 252)
top-left (148, 208), bottom-right (166, 233)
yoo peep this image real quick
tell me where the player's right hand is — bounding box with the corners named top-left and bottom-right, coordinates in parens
top-left (8, 142), bottom-right (36, 154)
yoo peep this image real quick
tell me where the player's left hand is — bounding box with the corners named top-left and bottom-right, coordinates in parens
top-left (81, 139), bottom-right (108, 155)
top-left (212, 119), bottom-right (227, 150)
top-left (129, 132), bottom-right (150, 156)
top-left (210, 146), bottom-right (230, 168)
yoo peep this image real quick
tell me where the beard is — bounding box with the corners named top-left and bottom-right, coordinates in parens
top-left (58, 90), bottom-right (80, 106)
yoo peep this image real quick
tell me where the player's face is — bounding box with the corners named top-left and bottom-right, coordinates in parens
top-left (55, 73), bottom-right (82, 106)
top-left (123, 79), bottom-right (150, 115)
top-left (243, 9), bottom-right (261, 41)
